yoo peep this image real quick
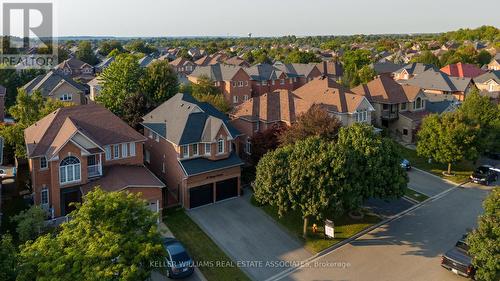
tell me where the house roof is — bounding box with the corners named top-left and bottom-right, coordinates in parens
top-left (189, 63), bottom-right (244, 81)
top-left (404, 69), bottom-right (472, 92)
top-left (95, 56), bottom-right (114, 69)
top-left (142, 93), bottom-right (240, 145)
top-left (399, 110), bottom-right (431, 122)
top-left (393, 63), bottom-right (439, 76)
top-left (169, 57), bottom-right (194, 67)
top-left (80, 165), bottom-right (165, 195)
top-left (440, 62), bottom-right (486, 78)
top-left (55, 58), bottom-right (92, 70)
top-left (316, 61), bottom-right (344, 77)
top-left (179, 152), bottom-right (243, 176)
top-left (24, 104), bottom-right (146, 158)
top-left (371, 62), bottom-right (404, 74)
top-left (246, 63), bottom-right (283, 81)
top-left (426, 100), bottom-right (459, 114)
top-left (294, 77), bottom-right (367, 113)
top-left (138, 55), bottom-right (156, 67)
top-left (351, 75), bottom-right (423, 104)
top-left (23, 70), bottom-right (87, 97)
top-left (474, 70), bottom-right (500, 84)
top-left (273, 62), bottom-right (318, 78)
top-left (224, 56), bottom-right (249, 67)
top-left (231, 89), bottom-right (310, 123)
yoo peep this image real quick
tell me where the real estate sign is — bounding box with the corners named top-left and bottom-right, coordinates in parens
top-left (325, 219), bottom-right (334, 238)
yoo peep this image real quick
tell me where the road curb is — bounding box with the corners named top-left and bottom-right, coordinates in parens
top-left (266, 182), bottom-right (464, 281)
top-left (412, 167), bottom-right (469, 186)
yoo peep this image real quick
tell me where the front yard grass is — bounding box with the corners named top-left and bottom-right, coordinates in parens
top-left (163, 208), bottom-right (250, 281)
top-left (404, 187), bottom-right (429, 203)
top-left (399, 144), bottom-right (474, 184)
top-left (251, 197), bottom-right (381, 253)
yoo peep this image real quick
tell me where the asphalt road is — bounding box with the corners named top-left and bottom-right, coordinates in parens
top-left (273, 181), bottom-right (492, 281)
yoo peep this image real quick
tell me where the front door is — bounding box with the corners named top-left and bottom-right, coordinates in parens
top-left (61, 187), bottom-right (81, 216)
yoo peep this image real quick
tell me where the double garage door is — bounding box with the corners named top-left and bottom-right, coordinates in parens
top-left (189, 177), bottom-right (238, 208)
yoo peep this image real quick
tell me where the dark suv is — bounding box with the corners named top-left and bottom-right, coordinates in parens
top-left (441, 235), bottom-right (475, 279)
top-left (470, 165), bottom-right (498, 185)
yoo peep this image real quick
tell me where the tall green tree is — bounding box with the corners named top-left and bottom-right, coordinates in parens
top-left (357, 65), bottom-right (377, 85)
top-left (0, 89), bottom-right (67, 158)
top-left (411, 50), bottom-right (441, 67)
top-left (284, 50), bottom-right (321, 64)
top-left (76, 41), bottom-right (98, 65)
top-left (97, 54), bottom-right (144, 117)
top-left (17, 188), bottom-right (165, 281)
top-left (467, 188), bottom-right (499, 281)
top-left (417, 112), bottom-right (479, 174)
top-left (458, 89), bottom-right (500, 153)
top-left (11, 206), bottom-right (48, 243)
top-left (140, 60), bottom-right (179, 109)
top-left (476, 50), bottom-right (492, 66)
top-left (191, 75), bottom-right (230, 113)
top-left (0, 234), bottom-right (17, 281)
top-left (99, 40), bottom-right (124, 56)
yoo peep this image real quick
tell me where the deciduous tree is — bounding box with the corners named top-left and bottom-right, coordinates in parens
top-left (140, 60), bottom-right (179, 109)
top-left (11, 206), bottom-right (48, 243)
top-left (76, 41), bottom-right (98, 65)
top-left (0, 234), bottom-right (17, 281)
top-left (191, 75), bottom-right (230, 112)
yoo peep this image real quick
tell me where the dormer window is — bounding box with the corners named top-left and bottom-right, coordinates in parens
top-left (192, 143), bottom-right (199, 156)
top-left (205, 143), bottom-right (211, 155)
top-left (181, 145), bottom-right (188, 158)
top-left (414, 97), bottom-right (423, 110)
top-left (217, 139), bottom-right (225, 154)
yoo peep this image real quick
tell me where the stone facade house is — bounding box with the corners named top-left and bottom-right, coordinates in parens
top-left (142, 93), bottom-right (243, 209)
top-left (351, 75), bottom-right (428, 143)
top-left (24, 104), bottom-right (165, 218)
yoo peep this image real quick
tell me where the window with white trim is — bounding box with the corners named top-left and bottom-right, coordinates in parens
top-left (238, 81), bottom-right (244, 87)
top-left (243, 95), bottom-right (248, 101)
top-left (181, 145), bottom-right (188, 158)
top-left (272, 80), bottom-right (275, 85)
top-left (205, 143), bottom-right (211, 155)
top-left (232, 81), bottom-right (236, 87)
top-left (280, 79), bottom-right (285, 85)
top-left (262, 80), bottom-right (268, 86)
top-left (105, 146), bottom-right (111, 160)
top-left (129, 143), bottom-right (136, 156)
top-left (217, 139), bottom-right (225, 154)
top-left (414, 97), bottom-right (423, 109)
top-left (122, 143), bottom-right (128, 157)
top-left (192, 143), bottom-right (199, 156)
top-left (41, 188), bottom-right (49, 207)
top-left (40, 156), bottom-right (48, 169)
top-left (113, 144), bottom-right (120, 159)
top-left (233, 96), bottom-right (238, 104)
top-left (145, 150), bottom-right (150, 163)
top-left (245, 138), bottom-right (251, 155)
top-left (59, 156), bottom-right (81, 184)
top-left (59, 93), bottom-right (72, 101)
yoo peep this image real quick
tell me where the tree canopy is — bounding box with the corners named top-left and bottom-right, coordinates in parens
top-left (467, 188), bottom-right (499, 281)
top-left (140, 60), bottom-right (179, 109)
top-left (76, 41), bottom-right (99, 65)
top-left (284, 50), bottom-right (321, 64)
top-left (17, 188), bottom-right (165, 281)
top-left (190, 75), bottom-right (230, 113)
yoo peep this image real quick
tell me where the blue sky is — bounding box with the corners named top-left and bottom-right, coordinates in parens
top-left (56, 0), bottom-right (500, 37)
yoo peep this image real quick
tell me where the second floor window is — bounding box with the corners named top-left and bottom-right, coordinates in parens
top-left (205, 143), bottom-right (211, 155)
top-left (59, 156), bottom-right (81, 184)
top-left (113, 144), bottom-right (120, 159)
top-left (181, 145), bottom-right (188, 158)
top-left (217, 139), bottom-right (225, 154)
top-left (122, 143), bottom-right (128, 157)
top-left (60, 93), bottom-right (72, 101)
top-left (233, 96), bottom-right (238, 104)
top-left (40, 156), bottom-right (47, 169)
top-left (192, 143), bottom-right (199, 156)
top-left (414, 97), bottom-right (423, 109)
top-left (280, 79), bottom-right (285, 85)
top-left (238, 81), bottom-right (244, 87)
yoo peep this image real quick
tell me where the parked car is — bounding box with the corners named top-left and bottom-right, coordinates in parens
top-left (470, 165), bottom-right (498, 185)
top-left (441, 234), bottom-right (475, 279)
top-left (161, 238), bottom-right (194, 279)
top-left (400, 159), bottom-right (411, 171)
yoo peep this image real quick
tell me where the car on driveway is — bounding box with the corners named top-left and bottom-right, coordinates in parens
top-left (470, 165), bottom-right (498, 185)
top-left (400, 159), bottom-right (411, 171)
top-left (161, 238), bottom-right (194, 279)
top-left (441, 235), bottom-right (475, 279)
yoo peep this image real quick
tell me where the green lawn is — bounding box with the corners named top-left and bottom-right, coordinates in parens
top-left (251, 197), bottom-right (381, 253)
top-left (399, 144), bottom-right (474, 184)
top-left (163, 208), bottom-right (250, 281)
top-left (404, 187), bottom-right (429, 203)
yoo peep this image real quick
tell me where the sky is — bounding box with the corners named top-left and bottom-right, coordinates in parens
top-left (52, 0), bottom-right (500, 37)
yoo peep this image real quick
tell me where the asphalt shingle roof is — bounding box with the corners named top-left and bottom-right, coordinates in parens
top-left (179, 152), bottom-right (243, 176)
top-left (23, 70), bottom-right (87, 97)
top-left (404, 69), bottom-right (472, 92)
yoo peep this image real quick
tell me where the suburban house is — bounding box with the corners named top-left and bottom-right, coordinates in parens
top-left (474, 70), bottom-right (500, 102)
top-left (487, 54), bottom-right (500, 71)
top-left (142, 93), bottom-right (243, 209)
top-left (440, 62), bottom-right (486, 78)
top-left (194, 54), bottom-right (227, 66)
top-left (0, 85), bottom-right (5, 122)
top-left (316, 61), bottom-right (344, 80)
top-left (392, 63), bottom-right (439, 80)
top-left (351, 75), bottom-right (428, 143)
top-left (87, 77), bottom-right (102, 101)
top-left (402, 69), bottom-right (474, 102)
top-left (169, 57), bottom-right (196, 75)
top-left (230, 77), bottom-right (373, 154)
top-left (24, 104), bottom-right (165, 218)
top-left (371, 62), bottom-right (404, 75)
top-left (273, 62), bottom-right (322, 86)
top-left (23, 70), bottom-right (88, 105)
top-left (94, 56), bottom-right (115, 73)
top-left (224, 56), bottom-right (251, 67)
top-left (55, 58), bottom-right (95, 82)
top-left (188, 63), bottom-right (252, 105)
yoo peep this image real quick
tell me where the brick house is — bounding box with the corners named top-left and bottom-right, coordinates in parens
top-left (24, 104), bottom-right (165, 218)
top-left (188, 63), bottom-right (252, 106)
top-left (142, 93), bottom-right (243, 209)
top-left (230, 77), bottom-right (374, 154)
top-left (351, 75), bottom-right (429, 143)
top-left (246, 63), bottom-right (322, 96)
top-left (55, 58), bottom-right (95, 83)
top-left (392, 63), bottom-right (439, 80)
top-left (23, 70), bottom-right (88, 105)
top-left (169, 57), bottom-right (196, 75)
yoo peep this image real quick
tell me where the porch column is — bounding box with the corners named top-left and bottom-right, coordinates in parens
top-left (99, 153), bottom-right (102, 175)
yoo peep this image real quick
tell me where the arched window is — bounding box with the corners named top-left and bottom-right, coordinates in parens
top-left (415, 97), bottom-right (423, 109)
top-left (60, 156), bottom-right (81, 184)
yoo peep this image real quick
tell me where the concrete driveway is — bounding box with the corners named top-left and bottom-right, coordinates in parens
top-left (188, 192), bottom-right (312, 281)
top-left (273, 183), bottom-right (491, 281)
